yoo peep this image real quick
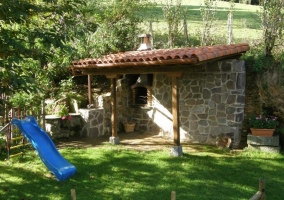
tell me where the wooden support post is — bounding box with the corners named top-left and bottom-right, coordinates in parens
top-left (111, 77), bottom-right (117, 137)
top-left (105, 74), bottom-right (119, 144)
top-left (169, 73), bottom-right (181, 146)
top-left (71, 189), bottom-right (76, 200)
top-left (88, 75), bottom-right (92, 105)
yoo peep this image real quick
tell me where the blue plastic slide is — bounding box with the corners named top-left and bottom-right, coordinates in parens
top-left (11, 116), bottom-right (76, 181)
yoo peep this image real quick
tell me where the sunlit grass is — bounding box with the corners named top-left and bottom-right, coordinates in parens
top-left (142, 0), bottom-right (263, 44)
top-left (1, 144), bottom-right (284, 200)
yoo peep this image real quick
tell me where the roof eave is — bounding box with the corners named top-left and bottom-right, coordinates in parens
top-left (71, 53), bottom-right (243, 76)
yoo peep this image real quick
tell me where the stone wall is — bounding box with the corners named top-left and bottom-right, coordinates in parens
top-left (45, 114), bottom-right (82, 138)
top-left (178, 59), bottom-right (246, 147)
top-left (45, 109), bottom-right (105, 139)
top-left (79, 108), bottom-right (105, 138)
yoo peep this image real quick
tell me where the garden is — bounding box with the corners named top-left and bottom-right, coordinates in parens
top-left (1, 0), bottom-right (284, 199)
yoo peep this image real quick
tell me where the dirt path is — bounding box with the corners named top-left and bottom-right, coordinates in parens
top-left (55, 131), bottom-right (202, 152)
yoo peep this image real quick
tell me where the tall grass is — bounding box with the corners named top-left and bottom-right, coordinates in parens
top-left (1, 145), bottom-right (284, 200)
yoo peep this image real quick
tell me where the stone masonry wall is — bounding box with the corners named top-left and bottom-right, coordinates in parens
top-left (178, 59), bottom-right (246, 147)
top-left (134, 59), bottom-right (246, 147)
top-left (79, 108), bottom-right (105, 138)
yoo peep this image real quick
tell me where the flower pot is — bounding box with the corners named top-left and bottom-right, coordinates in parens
top-left (250, 128), bottom-right (275, 136)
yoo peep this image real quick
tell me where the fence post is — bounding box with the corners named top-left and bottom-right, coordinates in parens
top-left (259, 178), bottom-right (265, 200)
top-left (71, 189), bottom-right (76, 200)
top-left (250, 178), bottom-right (265, 200)
top-left (149, 21), bottom-right (154, 46)
top-left (171, 191), bottom-right (176, 200)
top-left (183, 16), bottom-right (188, 44)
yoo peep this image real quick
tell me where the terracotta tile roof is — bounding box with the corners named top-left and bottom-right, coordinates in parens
top-left (72, 44), bottom-right (249, 70)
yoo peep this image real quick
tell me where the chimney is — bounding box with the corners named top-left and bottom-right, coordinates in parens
top-left (137, 34), bottom-right (152, 51)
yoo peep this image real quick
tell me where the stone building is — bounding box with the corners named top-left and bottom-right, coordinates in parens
top-left (71, 42), bottom-right (250, 155)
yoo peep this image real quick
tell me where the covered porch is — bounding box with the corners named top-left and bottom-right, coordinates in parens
top-left (71, 43), bottom-right (250, 156)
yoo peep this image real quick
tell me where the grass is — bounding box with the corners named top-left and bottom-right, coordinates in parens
top-left (1, 144), bottom-right (284, 200)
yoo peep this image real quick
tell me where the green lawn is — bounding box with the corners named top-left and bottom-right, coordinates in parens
top-left (144, 0), bottom-right (262, 45)
top-left (1, 144), bottom-right (284, 200)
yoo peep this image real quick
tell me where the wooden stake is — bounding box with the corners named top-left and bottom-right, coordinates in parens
top-left (171, 191), bottom-right (176, 200)
top-left (259, 178), bottom-right (265, 200)
top-left (71, 189), bottom-right (76, 200)
top-left (250, 178), bottom-right (265, 200)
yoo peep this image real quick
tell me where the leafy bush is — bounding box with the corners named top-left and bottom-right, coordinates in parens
top-left (242, 45), bottom-right (273, 73)
top-left (9, 92), bottom-right (42, 110)
top-left (45, 101), bottom-right (71, 120)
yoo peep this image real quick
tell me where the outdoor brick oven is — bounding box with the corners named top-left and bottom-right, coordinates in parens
top-left (131, 74), bottom-right (153, 107)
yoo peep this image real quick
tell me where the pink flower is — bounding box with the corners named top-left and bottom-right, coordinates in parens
top-left (68, 115), bottom-right (72, 121)
top-left (62, 116), bottom-right (66, 120)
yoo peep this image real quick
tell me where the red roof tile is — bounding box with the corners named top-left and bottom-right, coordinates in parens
top-left (72, 43), bottom-right (249, 71)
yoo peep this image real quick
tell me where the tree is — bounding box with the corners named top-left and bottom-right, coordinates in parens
top-left (0, 0), bottom-right (152, 100)
top-left (200, 0), bottom-right (218, 46)
top-left (162, 0), bottom-right (183, 48)
top-left (80, 0), bottom-right (151, 57)
top-left (260, 0), bottom-right (284, 57)
top-left (0, 0), bottom-right (94, 95)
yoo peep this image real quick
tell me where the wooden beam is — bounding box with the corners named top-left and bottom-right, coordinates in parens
top-left (172, 75), bottom-right (180, 146)
top-left (106, 74), bottom-right (120, 79)
top-left (80, 66), bottom-right (190, 76)
top-left (167, 73), bottom-right (182, 78)
top-left (111, 77), bottom-right (118, 137)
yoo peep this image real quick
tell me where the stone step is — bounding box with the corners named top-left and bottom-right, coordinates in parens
top-left (247, 135), bottom-right (280, 153)
top-left (247, 144), bottom-right (280, 153)
top-left (247, 135), bottom-right (279, 146)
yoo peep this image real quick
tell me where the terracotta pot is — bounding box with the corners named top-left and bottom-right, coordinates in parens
top-left (250, 128), bottom-right (274, 136)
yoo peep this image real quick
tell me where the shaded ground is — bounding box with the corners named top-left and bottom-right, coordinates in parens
top-left (55, 131), bottom-right (208, 153)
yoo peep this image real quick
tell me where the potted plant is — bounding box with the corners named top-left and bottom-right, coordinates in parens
top-left (248, 113), bottom-right (279, 136)
top-left (121, 114), bottom-right (136, 133)
top-left (123, 121), bottom-right (136, 133)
